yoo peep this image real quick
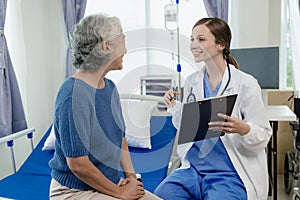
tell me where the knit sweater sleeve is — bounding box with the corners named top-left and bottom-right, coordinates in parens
top-left (55, 96), bottom-right (90, 158)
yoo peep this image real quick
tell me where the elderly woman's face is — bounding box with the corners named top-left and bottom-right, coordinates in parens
top-left (108, 32), bottom-right (127, 70)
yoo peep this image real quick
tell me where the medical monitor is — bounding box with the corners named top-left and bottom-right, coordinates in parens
top-left (231, 46), bottom-right (279, 89)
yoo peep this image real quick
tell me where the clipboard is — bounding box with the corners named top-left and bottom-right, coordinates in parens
top-left (177, 94), bottom-right (238, 144)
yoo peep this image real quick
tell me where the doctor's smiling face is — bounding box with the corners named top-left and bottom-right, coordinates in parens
top-left (190, 24), bottom-right (225, 63)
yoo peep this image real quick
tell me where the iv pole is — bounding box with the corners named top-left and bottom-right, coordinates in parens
top-left (165, 0), bottom-right (182, 101)
top-left (175, 0), bottom-right (182, 101)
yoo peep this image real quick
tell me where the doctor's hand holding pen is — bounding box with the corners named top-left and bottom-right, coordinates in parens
top-left (164, 89), bottom-right (181, 108)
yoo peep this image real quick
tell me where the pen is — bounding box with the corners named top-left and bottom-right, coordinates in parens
top-left (171, 86), bottom-right (178, 101)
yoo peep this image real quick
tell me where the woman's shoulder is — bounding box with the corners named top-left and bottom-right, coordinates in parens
top-left (56, 77), bottom-right (75, 97)
top-left (56, 77), bottom-right (93, 105)
top-left (60, 77), bottom-right (75, 88)
top-left (55, 79), bottom-right (75, 111)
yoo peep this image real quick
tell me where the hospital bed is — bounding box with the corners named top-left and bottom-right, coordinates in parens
top-left (0, 95), bottom-right (177, 200)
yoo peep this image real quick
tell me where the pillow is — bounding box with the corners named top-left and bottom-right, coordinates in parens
top-left (121, 99), bottom-right (157, 149)
top-left (43, 100), bottom-right (156, 150)
top-left (42, 125), bottom-right (56, 151)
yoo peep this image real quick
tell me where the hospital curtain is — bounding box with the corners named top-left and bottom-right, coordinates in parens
top-left (203, 0), bottom-right (229, 22)
top-left (0, 0), bottom-right (27, 138)
top-left (287, 0), bottom-right (300, 91)
top-left (62, 0), bottom-right (87, 78)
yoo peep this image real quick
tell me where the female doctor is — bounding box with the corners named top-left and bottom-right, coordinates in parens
top-left (154, 18), bottom-right (272, 200)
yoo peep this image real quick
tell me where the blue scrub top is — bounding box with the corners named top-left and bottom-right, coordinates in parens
top-left (187, 71), bottom-right (239, 175)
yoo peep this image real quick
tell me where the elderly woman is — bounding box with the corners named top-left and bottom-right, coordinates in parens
top-left (49, 14), bottom-right (161, 200)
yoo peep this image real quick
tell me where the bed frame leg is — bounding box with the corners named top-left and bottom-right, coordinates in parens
top-left (7, 140), bottom-right (16, 173)
top-left (27, 133), bottom-right (34, 151)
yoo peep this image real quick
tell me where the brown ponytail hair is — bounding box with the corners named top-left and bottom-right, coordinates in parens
top-left (193, 18), bottom-right (239, 69)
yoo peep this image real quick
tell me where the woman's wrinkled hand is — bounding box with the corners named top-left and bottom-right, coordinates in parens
top-left (119, 177), bottom-right (145, 200)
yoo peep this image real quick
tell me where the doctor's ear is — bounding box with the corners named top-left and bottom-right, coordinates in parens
top-left (218, 43), bottom-right (225, 52)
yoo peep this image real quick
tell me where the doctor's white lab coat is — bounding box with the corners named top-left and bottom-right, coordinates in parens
top-left (169, 64), bottom-right (272, 200)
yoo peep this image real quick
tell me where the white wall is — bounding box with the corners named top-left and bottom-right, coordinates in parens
top-left (0, 0), bottom-right (282, 179)
top-left (230, 0), bottom-right (281, 48)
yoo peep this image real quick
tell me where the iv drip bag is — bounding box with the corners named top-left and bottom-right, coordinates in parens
top-left (164, 3), bottom-right (178, 32)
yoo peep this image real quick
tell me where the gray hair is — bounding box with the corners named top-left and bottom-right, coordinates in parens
top-left (70, 14), bottom-right (122, 71)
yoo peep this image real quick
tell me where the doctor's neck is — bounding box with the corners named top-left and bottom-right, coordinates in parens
top-left (205, 57), bottom-right (227, 79)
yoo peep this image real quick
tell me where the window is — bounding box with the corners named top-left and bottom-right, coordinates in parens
top-left (281, 0), bottom-right (299, 90)
top-left (85, 0), bottom-right (207, 94)
top-left (285, 5), bottom-right (295, 89)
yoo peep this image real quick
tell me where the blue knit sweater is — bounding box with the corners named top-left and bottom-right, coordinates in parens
top-left (49, 77), bottom-right (125, 190)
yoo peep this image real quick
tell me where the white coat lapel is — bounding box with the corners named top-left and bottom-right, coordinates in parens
top-left (217, 64), bottom-right (234, 96)
top-left (192, 67), bottom-right (205, 100)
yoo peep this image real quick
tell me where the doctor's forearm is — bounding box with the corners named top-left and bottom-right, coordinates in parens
top-left (242, 122), bottom-right (272, 152)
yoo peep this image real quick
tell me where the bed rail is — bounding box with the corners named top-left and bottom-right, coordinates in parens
top-left (120, 94), bottom-right (165, 103)
top-left (0, 128), bottom-right (36, 173)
